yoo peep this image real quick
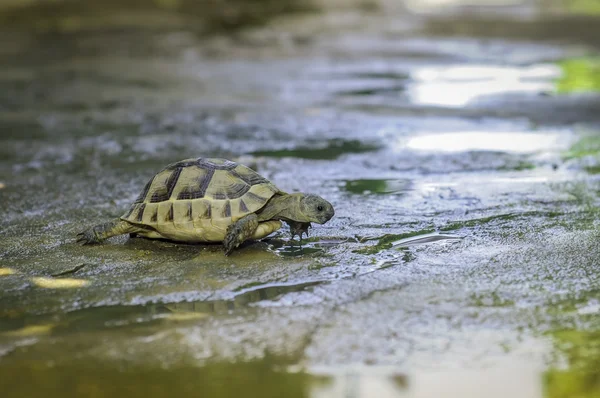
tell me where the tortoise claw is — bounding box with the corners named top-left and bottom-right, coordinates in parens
top-left (223, 214), bottom-right (258, 255)
top-left (76, 230), bottom-right (99, 245)
top-left (288, 222), bottom-right (312, 243)
top-left (223, 236), bottom-right (236, 256)
top-left (223, 224), bottom-right (240, 255)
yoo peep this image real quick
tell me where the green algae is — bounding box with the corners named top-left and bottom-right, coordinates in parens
top-left (562, 132), bottom-right (600, 178)
top-left (469, 291), bottom-right (516, 308)
top-left (440, 213), bottom-right (523, 232)
top-left (232, 280), bottom-right (320, 296)
top-left (556, 57), bottom-right (600, 94)
top-left (343, 179), bottom-right (411, 195)
top-left (565, 0), bottom-right (600, 16)
top-left (250, 139), bottom-right (381, 160)
top-left (499, 161), bottom-right (536, 171)
top-left (545, 330), bottom-right (600, 398)
top-left (564, 134), bottom-right (600, 159)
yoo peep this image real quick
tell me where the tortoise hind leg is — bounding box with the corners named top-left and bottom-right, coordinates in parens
top-left (77, 219), bottom-right (139, 245)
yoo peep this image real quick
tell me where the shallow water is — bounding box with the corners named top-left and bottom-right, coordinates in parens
top-left (1, 0), bottom-right (600, 397)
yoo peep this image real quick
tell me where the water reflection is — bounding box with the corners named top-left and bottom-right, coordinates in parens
top-left (310, 368), bottom-right (407, 398)
top-left (403, 131), bottom-right (562, 153)
top-left (1, 358), bottom-right (596, 398)
top-left (390, 232), bottom-right (462, 247)
top-left (403, 0), bottom-right (532, 14)
top-left (0, 281), bottom-right (322, 336)
top-left (311, 364), bottom-right (597, 398)
top-left (409, 65), bottom-right (559, 107)
top-left (0, 357), bottom-right (313, 398)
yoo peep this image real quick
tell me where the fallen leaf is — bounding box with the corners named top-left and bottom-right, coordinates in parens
top-left (163, 312), bottom-right (210, 322)
top-left (3, 324), bottom-right (55, 337)
top-left (0, 267), bottom-right (16, 276)
top-left (31, 277), bottom-right (90, 289)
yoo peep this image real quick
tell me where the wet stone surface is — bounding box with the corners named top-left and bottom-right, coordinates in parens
top-left (1, 0), bottom-right (600, 396)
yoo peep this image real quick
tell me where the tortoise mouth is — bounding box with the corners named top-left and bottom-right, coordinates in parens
top-left (316, 210), bottom-right (335, 224)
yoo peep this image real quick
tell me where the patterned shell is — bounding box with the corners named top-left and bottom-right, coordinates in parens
top-left (120, 158), bottom-right (281, 242)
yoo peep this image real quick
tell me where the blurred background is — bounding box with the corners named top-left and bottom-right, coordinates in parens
top-left (0, 1), bottom-right (599, 397)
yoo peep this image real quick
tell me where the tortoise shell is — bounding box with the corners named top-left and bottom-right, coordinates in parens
top-left (121, 158), bottom-right (282, 242)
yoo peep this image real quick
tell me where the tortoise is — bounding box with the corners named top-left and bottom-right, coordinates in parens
top-left (77, 157), bottom-right (335, 255)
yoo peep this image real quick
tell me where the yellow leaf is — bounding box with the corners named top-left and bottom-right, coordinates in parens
top-left (31, 277), bottom-right (90, 289)
top-left (0, 267), bottom-right (16, 276)
top-left (3, 324), bottom-right (55, 337)
top-left (163, 312), bottom-right (210, 322)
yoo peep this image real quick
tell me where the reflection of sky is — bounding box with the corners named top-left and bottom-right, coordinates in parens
top-left (309, 362), bottom-right (542, 398)
top-left (409, 65), bottom-right (560, 107)
top-left (403, 131), bottom-right (562, 153)
top-left (404, 0), bottom-right (529, 13)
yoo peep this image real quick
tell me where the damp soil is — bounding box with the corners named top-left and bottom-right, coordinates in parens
top-left (1, 0), bottom-right (600, 397)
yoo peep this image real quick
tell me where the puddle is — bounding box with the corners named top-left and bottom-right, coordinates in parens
top-left (343, 179), bottom-right (412, 195)
top-left (251, 139), bottom-right (380, 160)
top-left (401, 131), bottom-right (563, 154)
top-left (355, 230), bottom-right (462, 255)
top-left (1, 356), bottom-right (596, 398)
top-left (267, 236), bottom-right (347, 257)
top-left (409, 64), bottom-right (559, 107)
top-left (275, 244), bottom-right (324, 257)
top-left (0, 280), bottom-right (322, 336)
top-left (390, 232), bottom-right (462, 247)
top-left (0, 357), bottom-right (316, 398)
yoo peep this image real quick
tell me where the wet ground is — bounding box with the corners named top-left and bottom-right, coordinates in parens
top-left (1, 0), bottom-right (600, 396)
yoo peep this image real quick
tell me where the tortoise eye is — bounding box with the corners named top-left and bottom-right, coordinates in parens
top-left (317, 205), bottom-right (324, 211)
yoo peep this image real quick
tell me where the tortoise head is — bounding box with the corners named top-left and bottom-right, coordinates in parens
top-left (299, 194), bottom-right (335, 224)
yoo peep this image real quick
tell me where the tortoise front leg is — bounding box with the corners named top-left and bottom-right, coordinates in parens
top-left (223, 214), bottom-right (259, 255)
top-left (286, 221), bottom-right (312, 242)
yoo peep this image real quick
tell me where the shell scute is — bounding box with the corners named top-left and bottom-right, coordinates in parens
top-left (121, 158), bottom-right (282, 242)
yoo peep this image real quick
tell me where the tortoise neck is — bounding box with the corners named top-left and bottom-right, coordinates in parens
top-left (257, 193), bottom-right (304, 222)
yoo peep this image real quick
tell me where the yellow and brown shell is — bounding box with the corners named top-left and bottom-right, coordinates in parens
top-left (121, 158), bottom-right (281, 242)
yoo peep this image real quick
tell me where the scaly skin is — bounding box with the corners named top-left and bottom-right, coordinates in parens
top-left (256, 193), bottom-right (334, 225)
top-left (76, 219), bottom-right (139, 244)
top-left (223, 213), bottom-right (259, 255)
top-left (286, 221), bottom-right (312, 241)
top-left (223, 193), bottom-right (333, 253)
